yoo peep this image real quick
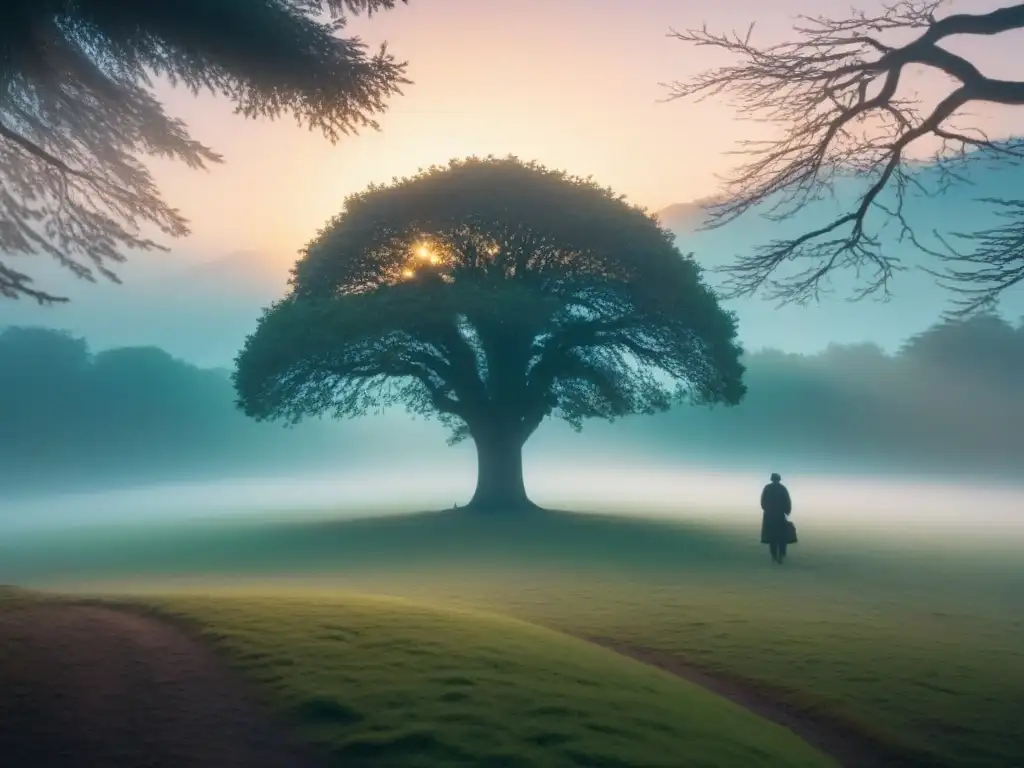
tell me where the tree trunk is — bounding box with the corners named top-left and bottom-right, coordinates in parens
top-left (466, 425), bottom-right (537, 512)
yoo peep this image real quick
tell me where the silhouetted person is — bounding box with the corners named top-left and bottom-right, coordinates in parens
top-left (760, 472), bottom-right (792, 564)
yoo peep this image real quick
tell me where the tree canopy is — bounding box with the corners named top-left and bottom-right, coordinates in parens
top-left (6, 314), bottom-right (1020, 497)
top-left (0, 325), bottom-right (355, 495)
top-left (0, 0), bottom-right (408, 303)
top-left (665, 2), bottom-right (1024, 314)
top-left (235, 156), bottom-right (745, 510)
top-left (638, 312), bottom-right (1024, 478)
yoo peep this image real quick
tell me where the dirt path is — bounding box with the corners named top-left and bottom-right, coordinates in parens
top-left (588, 637), bottom-right (928, 768)
top-left (0, 601), bottom-right (922, 768)
top-left (0, 605), bottom-right (324, 768)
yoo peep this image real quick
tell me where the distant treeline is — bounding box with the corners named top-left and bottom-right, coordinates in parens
top-left (2, 315), bottom-right (1022, 494)
top-left (0, 326), bottom-right (350, 494)
top-left (631, 313), bottom-right (1024, 478)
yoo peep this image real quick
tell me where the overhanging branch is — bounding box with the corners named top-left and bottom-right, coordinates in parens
top-left (665, 1), bottom-right (1024, 312)
top-left (0, 122), bottom-right (95, 182)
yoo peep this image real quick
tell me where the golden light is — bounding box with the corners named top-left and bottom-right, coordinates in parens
top-left (402, 268), bottom-right (415, 279)
top-left (428, 254), bottom-right (440, 264)
top-left (416, 245), bottom-right (431, 260)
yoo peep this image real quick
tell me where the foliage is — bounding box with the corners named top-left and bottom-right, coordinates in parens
top-left (641, 313), bottom-right (1024, 474)
top-left (665, 2), bottom-right (1024, 314)
top-left (0, 0), bottom-right (408, 302)
top-left (7, 512), bottom-right (1023, 767)
top-left (0, 326), bottom-right (346, 491)
top-left (236, 156), bottom-right (745, 447)
top-left (5, 312), bottom-right (1022, 492)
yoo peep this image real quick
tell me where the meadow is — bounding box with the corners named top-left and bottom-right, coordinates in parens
top-left (3, 507), bottom-right (1023, 767)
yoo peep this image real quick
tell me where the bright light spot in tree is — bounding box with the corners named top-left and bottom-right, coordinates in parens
top-left (402, 268), bottom-right (415, 278)
top-left (416, 245), bottom-right (431, 259)
top-left (428, 254), bottom-right (439, 264)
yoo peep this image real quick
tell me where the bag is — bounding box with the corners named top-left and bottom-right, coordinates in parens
top-left (785, 520), bottom-right (798, 545)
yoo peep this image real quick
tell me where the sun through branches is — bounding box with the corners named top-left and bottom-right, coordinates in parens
top-left (234, 156), bottom-right (745, 511)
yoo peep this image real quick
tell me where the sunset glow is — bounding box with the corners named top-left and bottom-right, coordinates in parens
top-left (145, 0), bottom-right (1018, 264)
top-left (2, 4), bottom-right (1022, 763)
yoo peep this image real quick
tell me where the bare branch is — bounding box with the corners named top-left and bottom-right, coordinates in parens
top-left (665, 1), bottom-right (1024, 311)
top-left (924, 198), bottom-right (1024, 315)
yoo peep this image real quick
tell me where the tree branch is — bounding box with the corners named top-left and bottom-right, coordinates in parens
top-left (665, 1), bottom-right (1024, 311)
top-left (926, 198), bottom-right (1024, 314)
top-left (1, 0), bottom-right (408, 302)
top-left (388, 361), bottom-right (466, 415)
top-left (0, 122), bottom-right (97, 183)
top-left (360, 338), bottom-right (471, 417)
top-left (526, 315), bottom-right (636, 392)
top-left (0, 262), bottom-right (69, 304)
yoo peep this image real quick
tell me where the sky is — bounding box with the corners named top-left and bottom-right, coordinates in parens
top-left (3, 0), bottom-right (1022, 363)
top-left (2, 2), bottom-right (1024, 528)
top-left (142, 0), bottom-right (1024, 264)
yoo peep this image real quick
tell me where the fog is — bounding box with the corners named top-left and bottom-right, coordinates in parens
top-left (3, 461), bottom-right (1022, 544)
top-left (3, 159), bottom-right (1023, 369)
top-left (3, 167), bottom-right (1023, 556)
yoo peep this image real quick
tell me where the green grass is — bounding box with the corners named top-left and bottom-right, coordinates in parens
top-left (456, 582), bottom-right (1022, 767)
top-left (5, 508), bottom-right (1023, 767)
top-left (1, 587), bottom-right (831, 768)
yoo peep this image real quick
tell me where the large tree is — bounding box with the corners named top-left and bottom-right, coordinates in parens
top-left (1, 0), bottom-right (407, 303)
top-left (234, 157), bottom-right (745, 511)
top-left (665, 2), bottom-right (1024, 314)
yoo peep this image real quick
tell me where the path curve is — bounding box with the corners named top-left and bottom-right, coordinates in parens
top-left (587, 637), bottom-right (928, 768)
top-left (0, 605), bottom-right (324, 768)
top-left (0, 602), bottom-right (924, 768)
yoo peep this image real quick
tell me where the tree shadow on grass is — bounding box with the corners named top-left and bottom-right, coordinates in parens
top-left (3, 507), bottom-right (767, 587)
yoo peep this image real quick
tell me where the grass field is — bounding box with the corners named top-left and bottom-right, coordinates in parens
top-left (143, 593), bottom-right (834, 767)
top-left (0, 588), bottom-right (831, 767)
top-left (4, 508), bottom-right (1023, 767)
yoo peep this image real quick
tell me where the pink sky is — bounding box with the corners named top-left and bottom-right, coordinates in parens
top-left (148, 0), bottom-right (1022, 264)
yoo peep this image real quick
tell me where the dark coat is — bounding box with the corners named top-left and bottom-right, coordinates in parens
top-left (760, 481), bottom-right (792, 544)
